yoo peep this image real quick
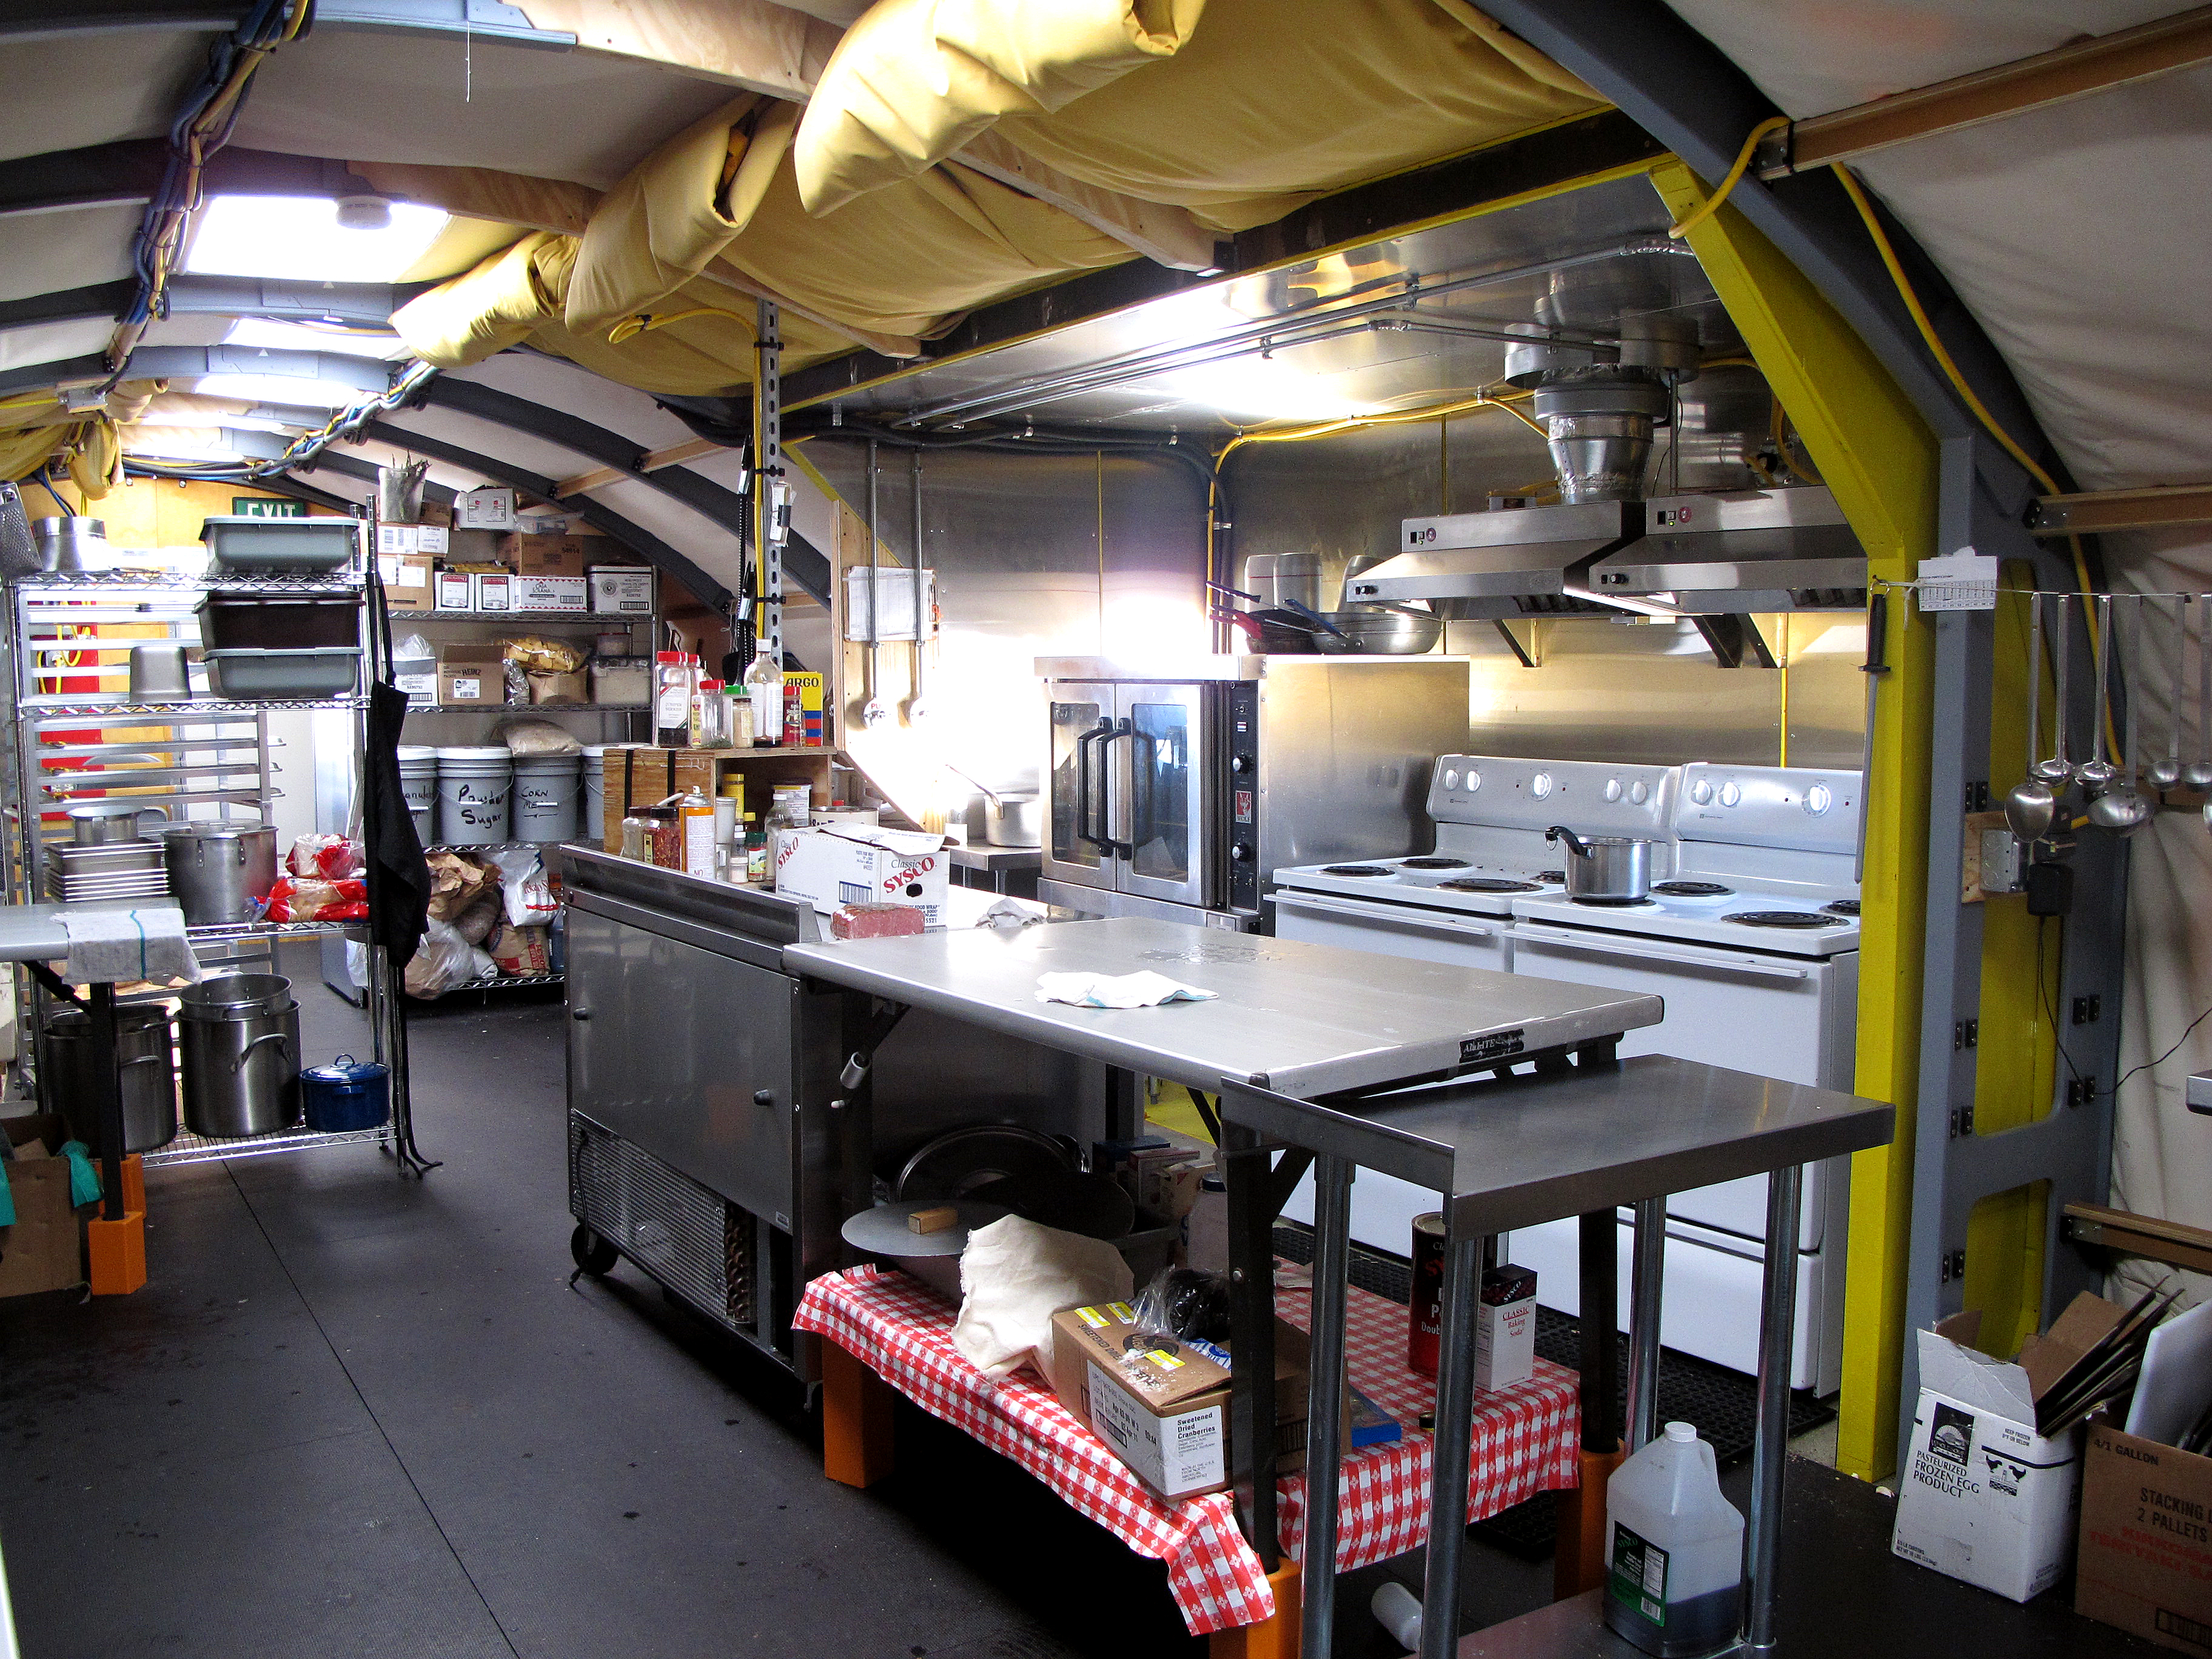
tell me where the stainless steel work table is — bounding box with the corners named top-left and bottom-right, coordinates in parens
top-left (0, 902), bottom-right (175, 1223)
top-left (1222, 1058), bottom-right (1895, 1659)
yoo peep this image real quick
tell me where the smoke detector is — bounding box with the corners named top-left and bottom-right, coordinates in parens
top-left (334, 193), bottom-right (393, 232)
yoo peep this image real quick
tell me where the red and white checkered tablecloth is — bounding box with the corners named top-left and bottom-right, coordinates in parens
top-left (793, 1263), bottom-right (1579, 1636)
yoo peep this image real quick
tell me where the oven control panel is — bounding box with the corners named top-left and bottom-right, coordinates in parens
top-left (1227, 680), bottom-right (1260, 912)
top-left (1676, 763), bottom-right (1862, 851)
top-left (1426, 754), bottom-right (1677, 834)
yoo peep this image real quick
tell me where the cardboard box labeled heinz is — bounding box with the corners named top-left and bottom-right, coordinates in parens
top-left (772, 825), bottom-right (948, 925)
top-left (1891, 1297), bottom-right (2125, 1601)
top-left (2078, 1420), bottom-right (2212, 1652)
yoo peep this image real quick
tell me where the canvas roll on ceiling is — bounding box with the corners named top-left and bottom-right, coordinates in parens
top-left (988, 0), bottom-right (1602, 231)
top-left (794, 0), bottom-right (1210, 215)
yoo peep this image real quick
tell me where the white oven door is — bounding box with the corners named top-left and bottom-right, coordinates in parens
top-left (1269, 889), bottom-right (1510, 972)
top-left (1509, 923), bottom-right (1857, 1249)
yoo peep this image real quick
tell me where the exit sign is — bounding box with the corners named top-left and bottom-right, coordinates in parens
top-left (233, 498), bottom-right (305, 518)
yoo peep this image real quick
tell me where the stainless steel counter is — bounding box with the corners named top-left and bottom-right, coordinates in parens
top-left (782, 916), bottom-right (1661, 1098)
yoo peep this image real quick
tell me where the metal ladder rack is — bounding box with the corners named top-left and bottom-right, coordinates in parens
top-left (0, 560), bottom-right (420, 1170)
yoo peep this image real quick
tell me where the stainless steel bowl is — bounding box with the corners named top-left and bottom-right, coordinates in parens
top-left (1312, 606), bottom-right (1444, 655)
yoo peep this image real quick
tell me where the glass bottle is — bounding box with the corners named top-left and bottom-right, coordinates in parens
top-left (723, 683), bottom-right (751, 750)
top-left (691, 678), bottom-right (726, 748)
top-left (760, 784), bottom-right (811, 890)
top-left (678, 785), bottom-right (716, 878)
top-left (654, 652), bottom-right (693, 748)
top-left (744, 819), bottom-right (767, 883)
top-left (742, 645), bottom-right (783, 749)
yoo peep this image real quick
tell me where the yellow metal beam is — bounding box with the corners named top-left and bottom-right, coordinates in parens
top-left (1649, 161), bottom-right (1937, 1481)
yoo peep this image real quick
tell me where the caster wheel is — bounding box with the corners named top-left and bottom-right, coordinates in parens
top-left (571, 1224), bottom-right (618, 1275)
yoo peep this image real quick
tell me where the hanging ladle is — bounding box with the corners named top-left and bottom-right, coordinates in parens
top-left (2075, 594), bottom-right (2118, 792)
top-left (2031, 590), bottom-right (2073, 791)
top-left (2004, 592), bottom-right (2057, 842)
top-left (2150, 593), bottom-right (2186, 790)
top-left (2088, 595), bottom-right (2154, 836)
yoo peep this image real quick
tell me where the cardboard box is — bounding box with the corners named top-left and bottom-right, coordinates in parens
top-left (2079, 1419), bottom-right (2212, 1652)
top-left (501, 534), bottom-right (588, 578)
top-left (438, 642), bottom-right (508, 707)
top-left (433, 568), bottom-right (474, 612)
top-left (457, 486), bottom-right (518, 531)
top-left (375, 523), bottom-right (447, 558)
top-left (589, 566), bottom-right (655, 615)
top-left (515, 574), bottom-right (589, 614)
top-left (528, 669), bottom-right (588, 705)
top-left (785, 669), bottom-right (825, 745)
top-left (472, 570), bottom-right (515, 614)
top-left (1892, 1296), bottom-right (2125, 1601)
top-left (377, 553), bottom-right (435, 609)
top-left (0, 1115), bottom-right (84, 1299)
top-left (1475, 1263), bottom-right (1538, 1391)
top-left (1044, 1303), bottom-right (1311, 1501)
top-left (771, 825), bottom-right (948, 926)
top-left (390, 644), bottom-right (437, 709)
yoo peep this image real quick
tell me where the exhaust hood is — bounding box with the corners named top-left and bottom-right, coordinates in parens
top-left (1356, 487), bottom-right (1866, 620)
top-left (1584, 487), bottom-right (1866, 612)
top-left (1349, 500), bottom-right (1640, 620)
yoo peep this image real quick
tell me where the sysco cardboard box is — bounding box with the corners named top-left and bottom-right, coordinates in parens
top-left (773, 825), bottom-right (948, 926)
top-left (1892, 1296), bottom-right (2125, 1601)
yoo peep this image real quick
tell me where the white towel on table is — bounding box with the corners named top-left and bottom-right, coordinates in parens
top-left (59, 907), bottom-right (201, 986)
top-left (1035, 970), bottom-right (1215, 1009)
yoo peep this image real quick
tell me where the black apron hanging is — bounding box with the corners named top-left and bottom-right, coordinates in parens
top-left (363, 555), bottom-right (431, 968)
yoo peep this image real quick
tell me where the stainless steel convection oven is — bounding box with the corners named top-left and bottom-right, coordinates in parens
top-left (1035, 655), bottom-right (1470, 930)
top-left (557, 847), bottom-right (1113, 1384)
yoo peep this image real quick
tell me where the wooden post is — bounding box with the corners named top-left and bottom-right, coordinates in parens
top-left (1209, 1559), bottom-right (1301, 1658)
top-left (820, 1337), bottom-right (896, 1487)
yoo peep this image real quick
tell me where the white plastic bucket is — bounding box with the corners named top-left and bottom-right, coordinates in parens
top-left (435, 746), bottom-right (512, 845)
top-left (581, 745), bottom-right (609, 846)
top-left (512, 754), bottom-right (581, 844)
top-left (398, 746), bottom-right (440, 846)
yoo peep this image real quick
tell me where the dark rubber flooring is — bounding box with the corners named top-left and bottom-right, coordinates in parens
top-left (0, 983), bottom-right (2165, 1658)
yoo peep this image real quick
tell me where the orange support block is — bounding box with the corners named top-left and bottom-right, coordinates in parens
top-left (89, 1209), bottom-right (147, 1296)
top-left (820, 1337), bottom-right (896, 1488)
top-left (1553, 1445), bottom-right (1625, 1600)
top-left (1210, 1559), bottom-right (1301, 1659)
top-left (120, 1153), bottom-right (144, 1214)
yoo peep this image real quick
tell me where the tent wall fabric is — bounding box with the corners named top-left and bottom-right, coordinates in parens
top-left (393, 234), bottom-right (578, 368)
top-left (794, 0), bottom-right (1209, 215)
top-left (1664, 0), bottom-right (2212, 1283)
top-left (988, 0), bottom-right (1603, 230)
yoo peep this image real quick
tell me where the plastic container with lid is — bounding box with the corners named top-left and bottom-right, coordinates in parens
top-left (654, 651), bottom-right (694, 747)
top-left (1603, 1423), bottom-right (1744, 1657)
top-left (677, 785), bottom-right (716, 877)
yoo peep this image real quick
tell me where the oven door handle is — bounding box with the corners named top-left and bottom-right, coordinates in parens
top-left (1074, 719), bottom-right (1112, 849)
top-left (1270, 891), bottom-right (1503, 939)
top-left (1098, 718), bottom-right (1134, 855)
top-left (1510, 922), bottom-right (1813, 981)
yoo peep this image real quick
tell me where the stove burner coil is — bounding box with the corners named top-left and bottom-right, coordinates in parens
top-left (1572, 896), bottom-right (1654, 908)
top-left (1823, 899), bottom-right (1862, 917)
top-left (1398, 856), bottom-right (1472, 870)
top-left (1651, 880), bottom-right (1734, 897)
top-left (1320, 864), bottom-right (1393, 877)
top-left (1536, 870), bottom-right (1566, 884)
top-left (1724, 911), bottom-right (1837, 929)
top-left (1436, 877), bottom-right (1539, 893)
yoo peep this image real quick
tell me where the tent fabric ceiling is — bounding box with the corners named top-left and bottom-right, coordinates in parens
top-left (1667, 0), bottom-right (2212, 1266)
top-left (0, 30), bottom-right (206, 164)
top-left (0, 204), bottom-right (143, 305)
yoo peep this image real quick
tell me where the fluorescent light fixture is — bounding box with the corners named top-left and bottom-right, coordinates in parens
top-left (223, 318), bottom-right (407, 358)
top-left (1149, 355), bottom-right (1372, 423)
top-left (184, 194), bottom-right (449, 283)
top-left (192, 373), bottom-right (361, 408)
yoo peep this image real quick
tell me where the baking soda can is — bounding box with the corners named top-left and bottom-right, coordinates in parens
top-left (1410, 1211), bottom-right (1447, 1375)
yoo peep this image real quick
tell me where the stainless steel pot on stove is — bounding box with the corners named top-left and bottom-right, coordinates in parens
top-left (1546, 825), bottom-right (1653, 900)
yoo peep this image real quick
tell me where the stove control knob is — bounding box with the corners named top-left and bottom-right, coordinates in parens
top-left (1603, 779), bottom-right (1623, 803)
top-left (1463, 768), bottom-right (1480, 793)
top-left (1441, 768), bottom-right (1460, 790)
top-left (1689, 779), bottom-right (1714, 805)
top-left (1805, 782), bottom-right (1834, 816)
top-left (1230, 842), bottom-right (1253, 862)
top-left (1530, 771), bottom-right (1555, 800)
top-left (1719, 781), bottom-right (1742, 808)
top-left (1229, 754), bottom-right (1250, 774)
top-left (1629, 780), bottom-right (1649, 805)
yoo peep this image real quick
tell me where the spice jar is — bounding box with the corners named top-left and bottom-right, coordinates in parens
top-left (642, 805), bottom-right (683, 869)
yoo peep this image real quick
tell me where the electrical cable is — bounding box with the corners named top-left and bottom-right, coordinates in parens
top-left (1667, 116), bottom-right (1791, 241)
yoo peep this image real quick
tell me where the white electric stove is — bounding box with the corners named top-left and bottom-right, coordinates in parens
top-left (1269, 756), bottom-right (1863, 1393)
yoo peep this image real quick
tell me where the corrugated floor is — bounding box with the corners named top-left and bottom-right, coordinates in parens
top-left (0, 982), bottom-right (2161, 1658)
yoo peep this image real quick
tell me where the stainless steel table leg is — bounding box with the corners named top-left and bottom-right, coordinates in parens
top-left (1744, 1163), bottom-right (1803, 1655)
top-left (1626, 1196), bottom-right (1666, 1452)
top-left (1300, 1153), bottom-right (1353, 1659)
top-left (1417, 1225), bottom-right (1483, 1659)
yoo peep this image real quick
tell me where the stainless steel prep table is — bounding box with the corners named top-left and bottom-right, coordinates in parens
top-left (0, 902), bottom-right (158, 1224)
top-left (1222, 1060), bottom-right (1894, 1659)
top-left (782, 917), bottom-right (1665, 1605)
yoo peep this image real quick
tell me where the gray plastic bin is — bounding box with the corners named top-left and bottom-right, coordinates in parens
top-left (201, 515), bottom-right (360, 572)
top-left (203, 646), bottom-right (361, 700)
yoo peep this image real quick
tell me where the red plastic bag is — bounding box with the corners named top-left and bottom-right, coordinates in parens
top-left (266, 876), bottom-right (369, 922)
top-left (289, 833), bottom-right (366, 880)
